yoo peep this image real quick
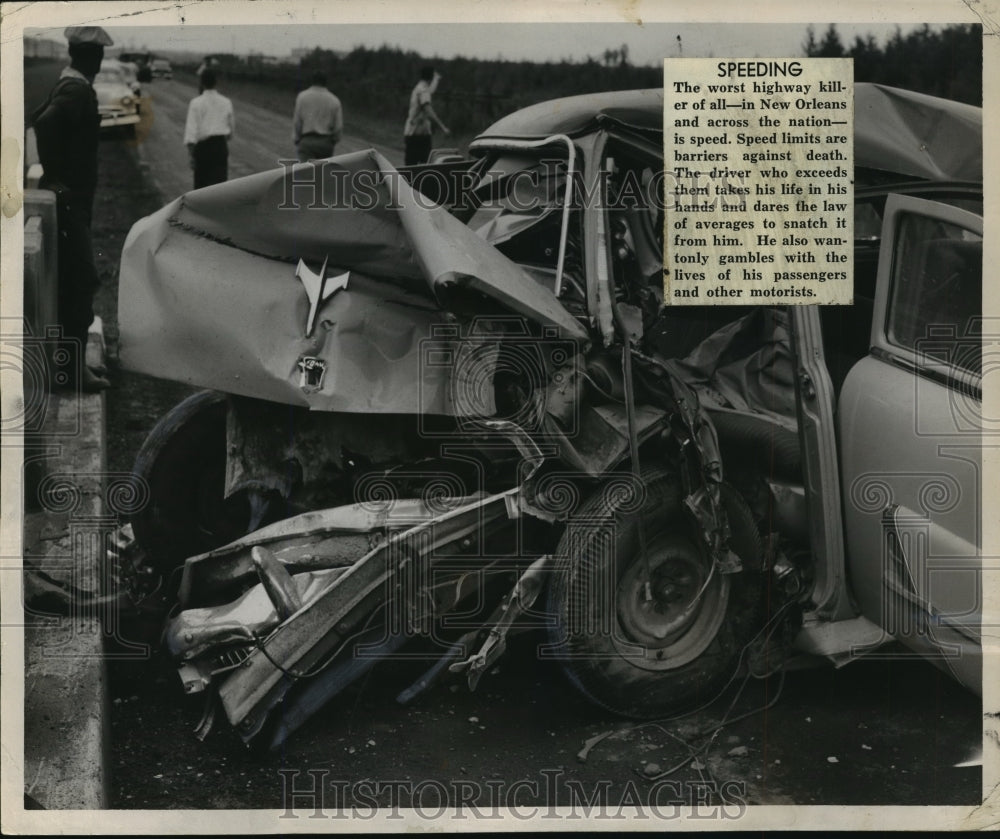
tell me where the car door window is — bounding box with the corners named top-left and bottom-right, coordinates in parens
top-left (886, 213), bottom-right (982, 376)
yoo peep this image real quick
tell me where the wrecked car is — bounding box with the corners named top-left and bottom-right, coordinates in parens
top-left (116, 84), bottom-right (984, 749)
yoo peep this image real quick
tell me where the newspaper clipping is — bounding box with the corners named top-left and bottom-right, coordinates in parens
top-left (664, 57), bottom-right (854, 304)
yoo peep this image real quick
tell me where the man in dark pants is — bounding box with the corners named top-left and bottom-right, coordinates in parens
top-left (195, 56), bottom-right (217, 92)
top-left (403, 66), bottom-right (450, 166)
top-left (184, 69), bottom-right (234, 188)
top-left (32, 25), bottom-right (113, 392)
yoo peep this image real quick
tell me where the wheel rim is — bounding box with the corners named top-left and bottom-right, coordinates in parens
top-left (614, 532), bottom-right (729, 671)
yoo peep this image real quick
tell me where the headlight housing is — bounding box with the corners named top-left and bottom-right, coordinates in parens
top-left (121, 95), bottom-right (134, 107)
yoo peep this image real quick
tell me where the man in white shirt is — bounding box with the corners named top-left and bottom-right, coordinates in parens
top-left (403, 66), bottom-right (450, 166)
top-left (183, 69), bottom-right (235, 188)
top-left (293, 71), bottom-right (344, 162)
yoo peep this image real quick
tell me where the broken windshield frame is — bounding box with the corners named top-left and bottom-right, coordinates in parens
top-left (468, 134), bottom-right (576, 297)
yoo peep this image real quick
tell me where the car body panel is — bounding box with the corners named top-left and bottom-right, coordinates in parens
top-left (790, 305), bottom-right (854, 620)
top-left (119, 199), bottom-right (462, 413)
top-left (853, 84), bottom-right (982, 181)
top-left (839, 194), bottom-right (983, 692)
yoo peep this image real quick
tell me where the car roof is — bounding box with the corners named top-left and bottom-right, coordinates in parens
top-left (475, 84), bottom-right (981, 183)
top-left (478, 89), bottom-right (664, 139)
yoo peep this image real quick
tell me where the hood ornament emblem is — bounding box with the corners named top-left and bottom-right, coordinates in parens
top-left (296, 356), bottom-right (327, 392)
top-left (295, 256), bottom-right (350, 337)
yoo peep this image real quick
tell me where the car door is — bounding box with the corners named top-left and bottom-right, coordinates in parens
top-left (839, 194), bottom-right (983, 692)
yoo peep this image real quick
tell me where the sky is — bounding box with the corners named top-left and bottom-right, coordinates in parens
top-left (24, 21), bottom-right (940, 65)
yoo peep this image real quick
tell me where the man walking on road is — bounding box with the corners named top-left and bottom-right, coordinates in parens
top-left (184, 69), bottom-right (234, 188)
top-left (195, 56), bottom-right (217, 92)
top-left (293, 71), bottom-right (343, 162)
top-left (32, 25), bottom-right (114, 392)
top-left (403, 66), bottom-right (450, 166)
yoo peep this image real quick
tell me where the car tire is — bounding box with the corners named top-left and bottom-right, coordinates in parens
top-left (130, 390), bottom-right (254, 579)
top-left (545, 470), bottom-right (764, 718)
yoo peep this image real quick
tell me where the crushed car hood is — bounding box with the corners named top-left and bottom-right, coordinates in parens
top-left (118, 149), bottom-right (587, 412)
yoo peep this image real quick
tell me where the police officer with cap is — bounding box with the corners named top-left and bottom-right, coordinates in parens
top-left (32, 25), bottom-right (114, 392)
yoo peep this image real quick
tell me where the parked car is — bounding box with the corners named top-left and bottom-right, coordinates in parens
top-left (94, 60), bottom-right (141, 132)
top-left (117, 60), bottom-right (142, 98)
top-left (117, 84), bottom-right (984, 749)
top-left (150, 58), bottom-right (173, 79)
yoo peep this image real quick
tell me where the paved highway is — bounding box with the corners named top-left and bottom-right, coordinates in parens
top-left (131, 76), bottom-right (403, 202)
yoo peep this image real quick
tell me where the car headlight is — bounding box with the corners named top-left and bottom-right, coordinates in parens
top-left (121, 95), bottom-right (134, 107)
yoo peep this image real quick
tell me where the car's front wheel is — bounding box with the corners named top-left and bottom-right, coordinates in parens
top-left (545, 471), bottom-right (763, 717)
top-left (129, 390), bottom-right (256, 582)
